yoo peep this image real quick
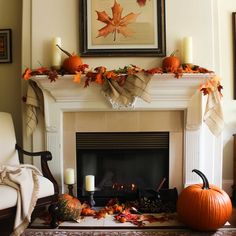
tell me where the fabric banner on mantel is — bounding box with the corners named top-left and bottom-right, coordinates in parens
top-left (101, 72), bottom-right (152, 109)
top-left (186, 89), bottom-right (224, 136)
top-left (203, 89), bottom-right (224, 136)
top-left (25, 81), bottom-right (44, 137)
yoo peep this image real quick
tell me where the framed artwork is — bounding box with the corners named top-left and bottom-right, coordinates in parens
top-left (0, 29), bottom-right (12, 63)
top-left (79, 0), bottom-right (166, 57)
top-left (233, 13), bottom-right (236, 99)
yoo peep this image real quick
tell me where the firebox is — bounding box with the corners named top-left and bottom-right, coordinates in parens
top-left (76, 132), bottom-right (169, 205)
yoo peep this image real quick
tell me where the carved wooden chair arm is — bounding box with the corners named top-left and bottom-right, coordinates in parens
top-left (15, 144), bottom-right (59, 194)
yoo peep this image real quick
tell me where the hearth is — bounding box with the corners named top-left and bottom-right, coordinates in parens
top-left (76, 132), bottom-right (169, 205)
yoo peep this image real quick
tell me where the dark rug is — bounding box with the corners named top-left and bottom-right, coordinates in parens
top-left (23, 228), bottom-right (236, 236)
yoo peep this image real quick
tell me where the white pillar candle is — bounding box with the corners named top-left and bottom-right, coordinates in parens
top-left (85, 175), bottom-right (95, 191)
top-left (64, 168), bottom-right (75, 185)
top-left (51, 37), bottom-right (62, 68)
top-left (182, 36), bottom-right (193, 64)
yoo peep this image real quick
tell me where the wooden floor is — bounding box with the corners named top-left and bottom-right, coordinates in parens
top-left (1, 208), bottom-right (236, 236)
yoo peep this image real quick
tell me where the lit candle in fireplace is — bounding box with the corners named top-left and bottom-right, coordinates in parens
top-left (64, 168), bottom-right (75, 185)
top-left (85, 175), bottom-right (95, 191)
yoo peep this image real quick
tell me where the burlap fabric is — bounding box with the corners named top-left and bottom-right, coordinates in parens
top-left (101, 72), bottom-right (152, 108)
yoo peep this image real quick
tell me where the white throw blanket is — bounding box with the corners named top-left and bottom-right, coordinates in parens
top-left (0, 164), bottom-right (41, 236)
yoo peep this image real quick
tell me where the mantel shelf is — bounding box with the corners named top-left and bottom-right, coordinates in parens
top-left (31, 73), bottom-right (213, 108)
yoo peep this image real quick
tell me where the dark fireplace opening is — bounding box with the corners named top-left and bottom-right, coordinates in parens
top-left (76, 132), bottom-right (169, 206)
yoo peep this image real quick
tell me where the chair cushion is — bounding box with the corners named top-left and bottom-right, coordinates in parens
top-left (0, 175), bottom-right (55, 210)
top-left (0, 112), bottom-right (20, 166)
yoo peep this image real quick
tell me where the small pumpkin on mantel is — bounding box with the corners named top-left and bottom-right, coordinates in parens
top-left (177, 169), bottom-right (232, 231)
top-left (162, 50), bottom-right (181, 72)
top-left (56, 45), bottom-right (83, 74)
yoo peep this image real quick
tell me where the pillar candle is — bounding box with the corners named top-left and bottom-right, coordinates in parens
top-left (64, 168), bottom-right (75, 185)
top-left (85, 175), bottom-right (95, 191)
top-left (51, 37), bottom-right (62, 68)
top-left (182, 36), bottom-right (193, 64)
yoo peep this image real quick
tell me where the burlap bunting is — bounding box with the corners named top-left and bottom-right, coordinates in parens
top-left (25, 81), bottom-right (44, 136)
top-left (101, 72), bottom-right (152, 108)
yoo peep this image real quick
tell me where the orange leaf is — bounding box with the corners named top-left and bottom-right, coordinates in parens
top-left (146, 67), bottom-right (163, 74)
top-left (22, 68), bottom-right (32, 80)
top-left (106, 71), bottom-right (117, 79)
top-left (95, 73), bottom-right (104, 84)
top-left (96, 11), bottom-right (112, 25)
top-left (96, 1), bottom-right (139, 41)
top-left (95, 66), bottom-right (107, 74)
top-left (36, 67), bottom-right (48, 74)
top-left (120, 12), bottom-right (139, 26)
top-left (73, 72), bottom-right (81, 83)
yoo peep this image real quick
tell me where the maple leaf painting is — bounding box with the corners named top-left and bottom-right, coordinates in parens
top-left (96, 1), bottom-right (139, 41)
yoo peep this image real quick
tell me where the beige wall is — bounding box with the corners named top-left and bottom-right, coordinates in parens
top-left (30, 0), bottom-right (218, 70)
top-left (218, 0), bottom-right (236, 180)
top-left (0, 0), bottom-right (22, 144)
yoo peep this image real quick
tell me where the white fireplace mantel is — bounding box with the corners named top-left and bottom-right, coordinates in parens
top-left (31, 73), bottom-right (223, 193)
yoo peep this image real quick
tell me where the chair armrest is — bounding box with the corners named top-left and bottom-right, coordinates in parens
top-left (15, 144), bottom-right (59, 194)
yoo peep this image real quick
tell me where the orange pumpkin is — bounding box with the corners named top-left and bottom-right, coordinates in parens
top-left (56, 45), bottom-right (83, 74)
top-left (57, 194), bottom-right (82, 221)
top-left (177, 169), bottom-right (232, 231)
top-left (162, 51), bottom-right (180, 72)
top-left (62, 55), bottom-right (83, 74)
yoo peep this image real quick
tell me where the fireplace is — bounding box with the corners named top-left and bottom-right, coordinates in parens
top-left (31, 73), bottom-right (223, 195)
top-left (76, 132), bottom-right (169, 205)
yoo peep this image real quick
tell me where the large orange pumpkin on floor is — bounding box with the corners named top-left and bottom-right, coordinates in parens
top-left (177, 169), bottom-right (232, 231)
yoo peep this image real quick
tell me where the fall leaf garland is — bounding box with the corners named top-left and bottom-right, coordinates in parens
top-left (22, 63), bottom-right (222, 97)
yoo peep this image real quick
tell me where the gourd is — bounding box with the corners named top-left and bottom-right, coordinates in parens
top-left (57, 194), bottom-right (82, 221)
top-left (56, 45), bottom-right (83, 74)
top-left (177, 169), bottom-right (232, 231)
top-left (162, 51), bottom-right (180, 72)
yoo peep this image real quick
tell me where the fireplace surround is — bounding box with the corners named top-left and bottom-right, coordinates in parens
top-left (31, 73), bottom-right (223, 194)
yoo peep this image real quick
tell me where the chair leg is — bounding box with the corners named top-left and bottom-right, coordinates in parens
top-left (48, 203), bottom-right (59, 228)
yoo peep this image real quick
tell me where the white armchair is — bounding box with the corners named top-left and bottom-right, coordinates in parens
top-left (0, 112), bottom-right (59, 230)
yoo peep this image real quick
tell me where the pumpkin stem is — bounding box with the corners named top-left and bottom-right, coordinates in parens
top-left (192, 169), bottom-right (210, 189)
top-left (56, 44), bottom-right (72, 57)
